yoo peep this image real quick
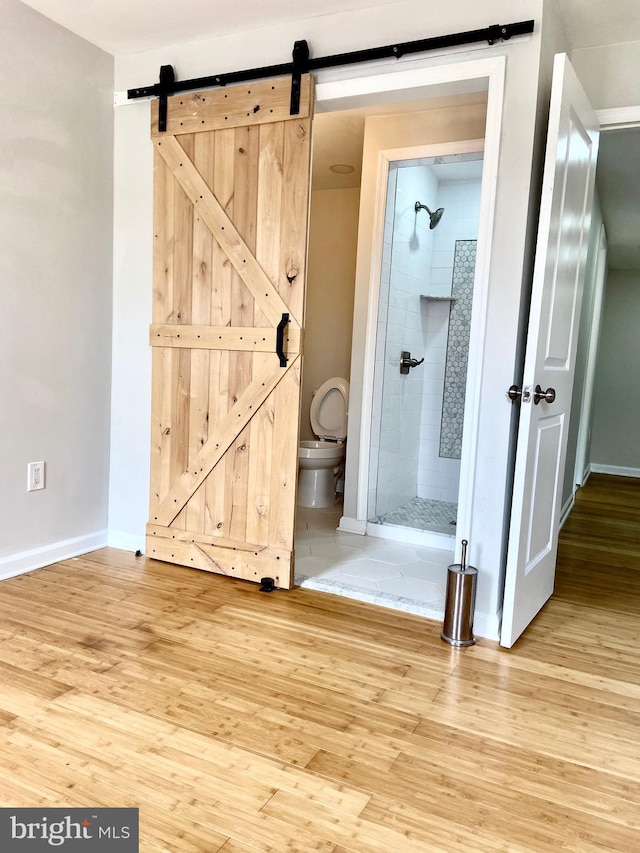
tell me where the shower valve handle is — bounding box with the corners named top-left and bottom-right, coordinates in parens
top-left (400, 351), bottom-right (424, 374)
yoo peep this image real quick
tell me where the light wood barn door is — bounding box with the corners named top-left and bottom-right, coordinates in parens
top-left (146, 76), bottom-right (313, 589)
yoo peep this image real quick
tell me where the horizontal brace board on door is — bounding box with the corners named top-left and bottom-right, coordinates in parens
top-left (146, 530), bottom-right (292, 588)
top-left (150, 75), bottom-right (313, 136)
top-left (149, 324), bottom-right (302, 354)
top-left (146, 523), bottom-right (291, 559)
top-left (128, 21), bottom-right (534, 102)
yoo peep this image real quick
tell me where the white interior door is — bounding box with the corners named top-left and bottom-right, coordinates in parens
top-left (501, 54), bottom-right (600, 648)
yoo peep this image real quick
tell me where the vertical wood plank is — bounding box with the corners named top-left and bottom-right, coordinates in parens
top-left (170, 135), bottom-right (195, 530)
top-left (280, 117), bottom-right (312, 325)
top-left (186, 134), bottom-right (215, 532)
top-left (246, 123), bottom-right (285, 546)
top-left (269, 358), bottom-right (302, 583)
top-left (150, 151), bottom-right (175, 516)
top-left (205, 129), bottom-right (235, 536)
top-left (152, 150), bottom-right (175, 325)
top-left (227, 125), bottom-right (259, 542)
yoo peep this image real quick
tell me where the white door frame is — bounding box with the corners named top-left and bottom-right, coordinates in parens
top-left (567, 105), bottom-right (640, 486)
top-left (569, 105), bottom-right (640, 489)
top-left (314, 56), bottom-right (506, 549)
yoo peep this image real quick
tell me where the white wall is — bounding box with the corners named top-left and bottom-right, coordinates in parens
top-left (590, 270), bottom-right (640, 474)
top-left (572, 41), bottom-right (640, 110)
top-left (0, 0), bottom-right (113, 577)
top-left (302, 188), bottom-right (359, 443)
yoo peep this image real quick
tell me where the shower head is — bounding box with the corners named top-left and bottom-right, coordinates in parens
top-left (415, 201), bottom-right (445, 229)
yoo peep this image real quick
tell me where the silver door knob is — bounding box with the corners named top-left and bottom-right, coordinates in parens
top-left (533, 384), bottom-right (556, 405)
top-left (507, 385), bottom-right (532, 403)
top-left (507, 385), bottom-right (521, 401)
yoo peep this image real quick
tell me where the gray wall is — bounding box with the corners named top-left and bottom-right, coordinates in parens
top-left (0, 0), bottom-right (114, 574)
top-left (590, 270), bottom-right (640, 471)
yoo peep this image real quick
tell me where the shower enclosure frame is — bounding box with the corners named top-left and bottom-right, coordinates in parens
top-left (368, 151), bottom-right (484, 550)
top-left (356, 138), bottom-right (490, 549)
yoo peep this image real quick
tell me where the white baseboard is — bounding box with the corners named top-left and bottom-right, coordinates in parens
top-left (589, 463), bottom-right (640, 479)
top-left (107, 530), bottom-right (146, 553)
top-left (474, 610), bottom-right (501, 643)
top-left (338, 516), bottom-right (366, 535)
top-left (559, 493), bottom-right (575, 530)
top-left (366, 520), bottom-right (455, 551)
top-left (0, 530), bottom-right (108, 582)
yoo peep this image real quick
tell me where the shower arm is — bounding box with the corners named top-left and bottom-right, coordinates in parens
top-left (415, 200), bottom-right (444, 229)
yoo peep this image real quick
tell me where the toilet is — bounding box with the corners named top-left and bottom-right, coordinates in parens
top-left (298, 377), bottom-right (349, 508)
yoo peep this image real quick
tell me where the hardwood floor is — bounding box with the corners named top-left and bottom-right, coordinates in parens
top-left (1, 473), bottom-right (639, 851)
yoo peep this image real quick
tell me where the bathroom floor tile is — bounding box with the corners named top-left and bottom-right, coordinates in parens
top-left (377, 576), bottom-right (444, 604)
top-left (293, 503), bottom-right (453, 621)
top-left (399, 559), bottom-right (449, 584)
top-left (339, 558), bottom-right (403, 582)
top-left (294, 555), bottom-right (340, 578)
top-left (306, 541), bottom-right (368, 563)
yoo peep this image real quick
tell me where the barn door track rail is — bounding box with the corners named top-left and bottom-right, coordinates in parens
top-left (128, 20), bottom-right (534, 131)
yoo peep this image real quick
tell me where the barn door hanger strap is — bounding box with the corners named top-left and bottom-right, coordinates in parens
top-left (290, 40), bottom-right (309, 116)
top-left (128, 20), bottom-right (535, 131)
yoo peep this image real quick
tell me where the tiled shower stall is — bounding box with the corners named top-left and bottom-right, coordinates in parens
top-left (368, 155), bottom-right (482, 535)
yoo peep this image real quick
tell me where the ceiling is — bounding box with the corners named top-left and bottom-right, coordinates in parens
top-left (18, 0), bottom-right (400, 55)
top-left (18, 0), bottom-right (640, 269)
top-left (15, 0), bottom-right (640, 55)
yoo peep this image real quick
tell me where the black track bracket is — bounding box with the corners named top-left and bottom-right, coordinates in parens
top-left (290, 40), bottom-right (310, 115)
top-left (158, 64), bottom-right (175, 133)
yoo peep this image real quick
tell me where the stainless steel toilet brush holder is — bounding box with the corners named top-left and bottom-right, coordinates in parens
top-left (441, 539), bottom-right (478, 647)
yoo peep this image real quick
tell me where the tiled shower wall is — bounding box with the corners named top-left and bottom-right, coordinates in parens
top-left (369, 167), bottom-right (481, 519)
top-left (416, 178), bottom-right (481, 502)
top-left (369, 164), bottom-right (438, 518)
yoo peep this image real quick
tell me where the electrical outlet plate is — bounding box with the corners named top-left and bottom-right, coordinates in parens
top-left (27, 461), bottom-right (45, 491)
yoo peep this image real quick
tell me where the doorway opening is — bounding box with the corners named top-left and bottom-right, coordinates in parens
top-left (295, 56), bottom-right (505, 637)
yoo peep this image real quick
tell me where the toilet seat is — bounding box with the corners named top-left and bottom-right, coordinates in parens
top-left (310, 377), bottom-right (349, 442)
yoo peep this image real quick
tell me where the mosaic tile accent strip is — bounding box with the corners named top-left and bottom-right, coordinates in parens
top-left (371, 496), bottom-right (458, 535)
top-left (440, 240), bottom-right (476, 459)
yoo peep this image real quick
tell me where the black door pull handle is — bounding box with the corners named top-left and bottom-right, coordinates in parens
top-left (276, 313), bottom-right (290, 367)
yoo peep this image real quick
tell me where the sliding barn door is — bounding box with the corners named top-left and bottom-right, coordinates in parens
top-left (146, 76), bottom-right (313, 589)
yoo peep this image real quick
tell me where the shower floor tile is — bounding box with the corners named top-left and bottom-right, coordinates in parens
top-left (372, 497), bottom-right (458, 535)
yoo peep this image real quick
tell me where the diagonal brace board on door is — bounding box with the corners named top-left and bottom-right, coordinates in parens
top-left (152, 356), bottom-right (299, 526)
top-left (154, 135), bottom-right (301, 328)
